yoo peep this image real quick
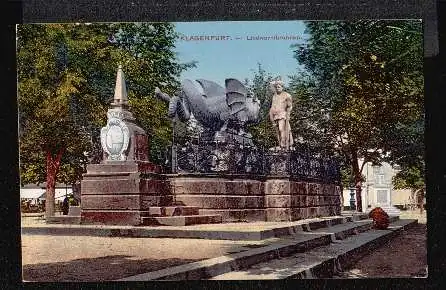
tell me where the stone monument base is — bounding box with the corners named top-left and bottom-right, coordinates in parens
top-left (80, 162), bottom-right (223, 226)
top-left (80, 161), bottom-right (171, 225)
top-left (168, 175), bottom-right (341, 222)
top-left (78, 67), bottom-right (223, 226)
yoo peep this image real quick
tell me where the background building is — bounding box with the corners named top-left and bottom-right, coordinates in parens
top-left (342, 161), bottom-right (413, 215)
top-left (20, 183), bottom-right (79, 213)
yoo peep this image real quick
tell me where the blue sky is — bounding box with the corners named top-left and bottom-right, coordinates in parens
top-left (173, 21), bottom-right (309, 87)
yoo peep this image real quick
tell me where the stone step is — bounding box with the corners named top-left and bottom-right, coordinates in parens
top-left (117, 217), bottom-right (406, 281)
top-left (148, 206), bottom-right (200, 217)
top-left (209, 219), bottom-right (416, 280)
top-left (341, 211), bottom-right (370, 220)
top-left (45, 216), bottom-right (82, 224)
top-left (141, 215), bottom-right (222, 226)
top-left (85, 163), bottom-right (138, 174)
top-left (365, 206), bottom-right (401, 216)
top-left (22, 214), bottom-right (395, 240)
top-left (81, 210), bottom-right (152, 225)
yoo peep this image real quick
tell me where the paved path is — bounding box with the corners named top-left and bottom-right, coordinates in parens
top-left (21, 210), bottom-right (427, 281)
top-left (22, 234), bottom-right (271, 282)
top-left (334, 210), bottom-right (427, 278)
top-left (22, 217), bottom-right (274, 282)
top-left (399, 209), bottom-right (427, 224)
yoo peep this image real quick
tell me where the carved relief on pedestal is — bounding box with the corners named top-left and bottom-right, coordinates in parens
top-left (100, 117), bottom-right (130, 161)
top-left (107, 109), bottom-right (134, 121)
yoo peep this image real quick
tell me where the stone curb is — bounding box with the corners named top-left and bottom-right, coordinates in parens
top-left (117, 218), bottom-right (381, 281)
top-left (334, 222), bottom-right (415, 271)
top-left (286, 219), bottom-right (418, 279)
top-left (22, 215), bottom-right (369, 241)
top-left (209, 219), bottom-right (417, 280)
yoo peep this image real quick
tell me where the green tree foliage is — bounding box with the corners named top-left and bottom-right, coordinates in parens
top-left (387, 118), bottom-right (424, 193)
top-left (393, 165), bottom-right (424, 191)
top-left (247, 64), bottom-right (276, 148)
top-left (393, 164), bottom-right (425, 212)
top-left (248, 64), bottom-right (337, 155)
top-left (390, 118), bottom-right (424, 211)
top-left (292, 20), bottom-right (423, 211)
top-left (17, 23), bottom-right (193, 216)
top-left (110, 23), bottom-right (196, 163)
top-left (288, 73), bottom-right (336, 154)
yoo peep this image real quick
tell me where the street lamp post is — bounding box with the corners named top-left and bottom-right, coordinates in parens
top-left (349, 185), bottom-right (356, 210)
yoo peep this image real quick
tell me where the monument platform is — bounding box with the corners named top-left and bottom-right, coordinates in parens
top-left (208, 219), bottom-right (416, 280)
top-left (25, 213), bottom-right (371, 241)
top-left (115, 216), bottom-right (416, 280)
top-left (71, 66), bottom-right (342, 227)
top-left (168, 175), bottom-right (341, 223)
top-left (79, 162), bottom-right (222, 226)
top-left (21, 212), bottom-right (420, 280)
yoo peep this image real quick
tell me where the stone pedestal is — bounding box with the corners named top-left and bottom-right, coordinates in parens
top-left (266, 152), bottom-right (290, 176)
top-left (80, 162), bottom-right (171, 225)
top-left (169, 177), bottom-right (266, 222)
top-left (264, 179), bottom-right (341, 222)
top-left (68, 206), bottom-right (81, 216)
top-left (167, 175), bottom-right (341, 222)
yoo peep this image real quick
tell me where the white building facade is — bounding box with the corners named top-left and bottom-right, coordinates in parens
top-left (342, 160), bottom-right (411, 215)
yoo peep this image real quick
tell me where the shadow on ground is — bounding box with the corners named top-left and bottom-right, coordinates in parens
top-left (212, 223), bottom-right (428, 279)
top-left (22, 221), bottom-right (427, 281)
top-left (23, 255), bottom-right (200, 282)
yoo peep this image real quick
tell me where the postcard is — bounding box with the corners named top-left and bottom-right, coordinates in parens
top-left (18, 19), bottom-right (426, 282)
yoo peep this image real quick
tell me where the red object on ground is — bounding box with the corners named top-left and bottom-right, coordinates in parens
top-left (368, 207), bottom-right (390, 230)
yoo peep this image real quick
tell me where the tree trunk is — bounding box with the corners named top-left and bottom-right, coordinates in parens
top-left (45, 147), bottom-right (64, 220)
top-left (410, 188), bottom-right (416, 210)
top-left (351, 149), bottom-right (363, 212)
top-left (418, 189), bottom-right (424, 214)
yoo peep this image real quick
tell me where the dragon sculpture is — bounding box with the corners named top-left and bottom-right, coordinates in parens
top-left (155, 78), bottom-right (260, 142)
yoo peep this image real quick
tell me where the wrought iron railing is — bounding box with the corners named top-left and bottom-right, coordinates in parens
top-left (166, 142), bottom-right (341, 184)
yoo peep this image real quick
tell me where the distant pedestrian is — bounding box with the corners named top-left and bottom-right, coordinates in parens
top-left (61, 197), bottom-right (69, 215)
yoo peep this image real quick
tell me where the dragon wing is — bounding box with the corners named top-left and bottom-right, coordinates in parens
top-left (225, 78), bottom-right (248, 117)
top-left (195, 79), bottom-right (226, 98)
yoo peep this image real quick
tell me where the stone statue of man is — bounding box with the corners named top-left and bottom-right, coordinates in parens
top-left (269, 79), bottom-right (293, 151)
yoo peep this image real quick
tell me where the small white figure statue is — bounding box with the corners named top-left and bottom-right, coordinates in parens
top-left (269, 78), bottom-right (293, 151)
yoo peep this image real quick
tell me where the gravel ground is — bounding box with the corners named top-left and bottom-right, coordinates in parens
top-left (21, 210), bottom-right (428, 281)
top-left (334, 210), bottom-right (427, 278)
top-left (21, 234), bottom-right (265, 282)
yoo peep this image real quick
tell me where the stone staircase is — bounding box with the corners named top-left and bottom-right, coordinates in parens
top-left (378, 206), bottom-right (402, 216)
top-left (119, 214), bottom-right (417, 280)
top-left (141, 206), bottom-right (222, 226)
top-left (365, 206), bottom-right (401, 216)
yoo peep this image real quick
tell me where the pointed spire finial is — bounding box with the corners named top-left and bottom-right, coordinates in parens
top-left (112, 65), bottom-right (128, 107)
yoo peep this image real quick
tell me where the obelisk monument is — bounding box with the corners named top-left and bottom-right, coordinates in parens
top-left (80, 66), bottom-right (165, 225)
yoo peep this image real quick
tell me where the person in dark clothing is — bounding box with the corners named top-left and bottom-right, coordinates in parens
top-left (61, 196), bottom-right (69, 215)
